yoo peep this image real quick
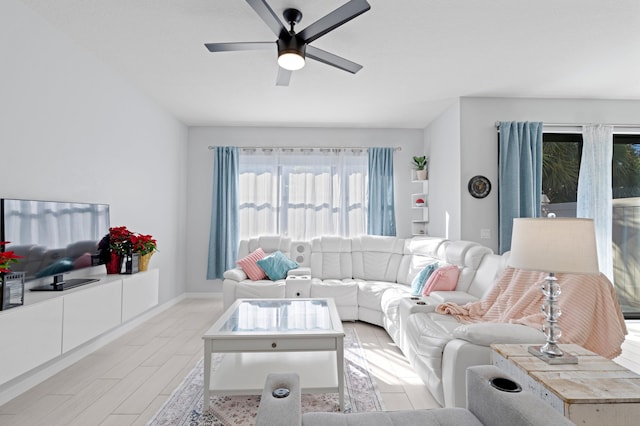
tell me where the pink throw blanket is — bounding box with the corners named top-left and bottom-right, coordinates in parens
top-left (436, 268), bottom-right (628, 359)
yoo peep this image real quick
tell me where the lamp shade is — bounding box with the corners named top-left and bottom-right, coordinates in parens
top-left (508, 218), bottom-right (600, 275)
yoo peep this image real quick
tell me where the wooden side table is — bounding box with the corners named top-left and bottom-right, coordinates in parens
top-left (491, 343), bottom-right (640, 426)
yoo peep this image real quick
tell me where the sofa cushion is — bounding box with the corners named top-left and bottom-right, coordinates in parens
top-left (422, 264), bottom-right (459, 296)
top-left (357, 280), bottom-right (397, 311)
top-left (407, 313), bottom-right (460, 358)
top-left (237, 248), bottom-right (267, 280)
top-left (381, 286), bottom-right (412, 324)
top-left (443, 242), bottom-right (493, 293)
top-left (465, 251), bottom-right (510, 299)
top-left (310, 278), bottom-right (359, 320)
top-left (404, 312), bottom-right (462, 404)
top-left (452, 323), bottom-right (546, 346)
top-left (410, 262), bottom-right (438, 296)
top-left (404, 236), bottom-right (449, 258)
top-left (310, 237), bottom-right (353, 279)
top-left (310, 279), bottom-right (358, 306)
top-left (235, 280), bottom-right (286, 299)
top-left (310, 278), bottom-right (358, 300)
top-left (223, 268), bottom-right (248, 282)
top-left (238, 236), bottom-right (292, 259)
top-left (256, 251), bottom-right (299, 280)
top-left (430, 291), bottom-right (480, 305)
top-left (351, 236), bottom-right (404, 282)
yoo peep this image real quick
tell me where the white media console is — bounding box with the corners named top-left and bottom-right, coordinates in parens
top-left (0, 269), bottom-right (159, 392)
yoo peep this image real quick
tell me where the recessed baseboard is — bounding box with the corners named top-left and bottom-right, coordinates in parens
top-left (184, 292), bottom-right (223, 299)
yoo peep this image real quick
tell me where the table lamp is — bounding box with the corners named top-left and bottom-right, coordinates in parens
top-left (508, 217), bottom-right (600, 364)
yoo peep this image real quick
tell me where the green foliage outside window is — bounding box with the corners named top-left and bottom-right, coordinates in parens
top-left (612, 144), bottom-right (640, 198)
top-left (542, 142), bottom-right (580, 203)
top-left (542, 135), bottom-right (640, 203)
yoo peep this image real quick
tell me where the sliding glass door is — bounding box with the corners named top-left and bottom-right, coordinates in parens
top-left (542, 133), bottom-right (640, 319)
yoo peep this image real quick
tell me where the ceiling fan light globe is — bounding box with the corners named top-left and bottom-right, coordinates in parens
top-left (278, 52), bottom-right (305, 71)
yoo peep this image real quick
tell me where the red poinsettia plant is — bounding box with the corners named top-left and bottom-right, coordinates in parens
top-left (98, 226), bottom-right (157, 259)
top-left (131, 233), bottom-right (157, 256)
top-left (0, 242), bottom-right (23, 273)
top-left (107, 226), bottom-right (135, 255)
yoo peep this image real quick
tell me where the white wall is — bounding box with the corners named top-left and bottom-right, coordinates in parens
top-left (457, 97), bottom-right (640, 252)
top-left (187, 126), bottom-right (424, 293)
top-left (424, 101), bottom-right (462, 241)
top-left (11, 0), bottom-right (640, 297)
top-left (0, 0), bottom-right (188, 302)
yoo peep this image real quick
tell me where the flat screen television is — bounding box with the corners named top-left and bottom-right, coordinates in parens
top-left (0, 198), bottom-right (110, 291)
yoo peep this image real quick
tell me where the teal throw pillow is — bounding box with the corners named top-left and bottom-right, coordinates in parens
top-left (410, 262), bottom-right (439, 296)
top-left (256, 251), bottom-right (299, 281)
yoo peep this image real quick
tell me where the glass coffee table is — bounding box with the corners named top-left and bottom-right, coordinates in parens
top-left (202, 298), bottom-right (345, 411)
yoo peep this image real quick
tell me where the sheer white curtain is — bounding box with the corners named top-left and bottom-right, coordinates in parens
top-left (283, 153), bottom-right (336, 240)
top-left (238, 152), bottom-right (279, 238)
top-left (578, 125), bottom-right (613, 280)
top-left (238, 148), bottom-right (367, 240)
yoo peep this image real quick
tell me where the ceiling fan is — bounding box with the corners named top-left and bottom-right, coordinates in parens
top-left (205, 0), bottom-right (371, 86)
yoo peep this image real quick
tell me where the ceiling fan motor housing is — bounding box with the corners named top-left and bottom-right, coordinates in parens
top-left (277, 35), bottom-right (306, 57)
top-left (283, 8), bottom-right (303, 28)
top-left (277, 35), bottom-right (306, 70)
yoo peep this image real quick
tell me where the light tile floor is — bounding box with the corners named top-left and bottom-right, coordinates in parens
top-left (2, 297), bottom-right (636, 425)
top-left (0, 298), bottom-right (438, 425)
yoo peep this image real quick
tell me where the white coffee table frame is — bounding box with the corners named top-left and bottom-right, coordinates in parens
top-left (202, 298), bottom-right (345, 411)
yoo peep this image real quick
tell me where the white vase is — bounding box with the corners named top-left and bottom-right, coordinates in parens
top-left (416, 169), bottom-right (427, 180)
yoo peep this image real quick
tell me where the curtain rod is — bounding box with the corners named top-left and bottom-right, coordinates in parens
top-left (495, 121), bottom-right (640, 129)
top-left (208, 146), bottom-right (402, 151)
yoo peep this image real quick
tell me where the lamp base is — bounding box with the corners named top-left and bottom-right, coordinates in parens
top-left (528, 345), bottom-right (578, 365)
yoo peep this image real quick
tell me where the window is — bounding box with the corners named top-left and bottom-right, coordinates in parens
top-left (238, 149), bottom-right (368, 240)
top-left (542, 133), bottom-right (640, 318)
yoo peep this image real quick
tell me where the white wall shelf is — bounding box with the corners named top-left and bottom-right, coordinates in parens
top-left (411, 220), bottom-right (429, 236)
top-left (411, 177), bottom-right (429, 236)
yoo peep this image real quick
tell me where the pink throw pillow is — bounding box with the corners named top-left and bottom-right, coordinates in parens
top-left (422, 264), bottom-right (460, 296)
top-left (237, 248), bottom-right (267, 281)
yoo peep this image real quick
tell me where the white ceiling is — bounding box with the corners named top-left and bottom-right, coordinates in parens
top-left (19, 0), bottom-right (640, 128)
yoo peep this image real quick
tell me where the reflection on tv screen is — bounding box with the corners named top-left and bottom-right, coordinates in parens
top-left (1, 199), bottom-right (110, 282)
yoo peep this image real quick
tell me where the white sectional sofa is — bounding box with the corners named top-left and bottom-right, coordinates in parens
top-left (222, 235), bottom-right (546, 408)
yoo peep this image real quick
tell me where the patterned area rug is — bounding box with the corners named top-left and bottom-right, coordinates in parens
top-left (149, 327), bottom-right (384, 425)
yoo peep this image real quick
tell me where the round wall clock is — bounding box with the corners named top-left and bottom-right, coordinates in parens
top-left (468, 175), bottom-right (491, 199)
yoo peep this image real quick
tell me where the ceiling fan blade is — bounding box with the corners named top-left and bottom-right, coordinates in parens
top-left (276, 67), bottom-right (292, 86)
top-left (298, 0), bottom-right (370, 44)
top-left (306, 45), bottom-right (363, 74)
top-left (246, 0), bottom-right (287, 38)
top-left (205, 41), bottom-right (275, 52)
